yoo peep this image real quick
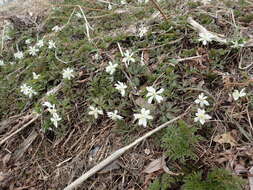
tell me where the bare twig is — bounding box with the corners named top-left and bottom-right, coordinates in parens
top-left (63, 106), bottom-right (191, 190)
top-left (149, 0), bottom-right (168, 20)
top-left (187, 17), bottom-right (227, 44)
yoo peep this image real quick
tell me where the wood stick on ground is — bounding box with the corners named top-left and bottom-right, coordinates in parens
top-left (149, 0), bottom-right (168, 20)
top-left (63, 106), bottom-right (191, 190)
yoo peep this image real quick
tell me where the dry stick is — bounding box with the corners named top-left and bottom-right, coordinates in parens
top-left (0, 114), bottom-right (40, 146)
top-left (63, 107), bottom-right (191, 190)
top-left (149, 0), bottom-right (168, 20)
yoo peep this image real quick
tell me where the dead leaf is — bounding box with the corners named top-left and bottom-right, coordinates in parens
top-left (213, 131), bottom-right (238, 146)
top-left (143, 156), bottom-right (182, 176)
top-left (143, 157), bottom-right (164, 174)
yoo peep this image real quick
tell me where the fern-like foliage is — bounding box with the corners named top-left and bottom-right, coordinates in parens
top-left (182, 168), bottom-right (246, 190)
top-left (161, 120), bottom-right (202, 162)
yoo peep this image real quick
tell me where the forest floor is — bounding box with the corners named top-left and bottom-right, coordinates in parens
top-left (1, 0), bottom-right (253, 189)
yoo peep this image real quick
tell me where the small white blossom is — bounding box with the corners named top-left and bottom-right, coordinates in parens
top-left (42, 101), bottom-right (54, 109)
top-left (106, 61), bottom-right (118, 75)
top-left (115, 81), bottom-right (127, 97)
top-left (108, 3), bottom-right (112, 10)
top-left (0, 60), bottom-right (4, 66)
top-left (232, 88), bottom-right (246, 101)
top-left (138, 25), bottom-right (148, 38)
top-left (28, 46), bottom-right (39, 56)
top-left (107, 110), bottom-right (123, 120)
top-left (20, 83), bottom-right (37, 98)
top-left (36, 39), bottom-right (44, 48)
top-left (52, 25), bottom-right (62, 32)
top-left (194, 93), bottom-right (209, 107)
top-left (50, 113), bottom-right (62, 128)
top-left (138, 0), bottom-right (149, 3)
top-left (48, 40), bottom-right (56, 49)
top-left (134, 108), bottom-right (153, 127)
top-left (25, 39), bottom-right (32, 45)
top-left (14, 51), bottom-right (24, 59)
top-left (198, 32), bottom-right (214, 45)
top-left (75, 12), bottom-right (82, 18)
top-left (62, 68), bottom-right (75, 80)
top-left (88, 106), bottom-right (103, 119)
top-left (194, 108), bottom-right (211, 125)
top-left (122, 50), bottom-right (135, 66)
top-left (10, 62), bottom-right (15, 65)
top-left (32, 72), bottom-right (40, 80)
top-left (121, 0), bottom-right (127, 4)
top-left (146, 86), bottom-right (164, 104)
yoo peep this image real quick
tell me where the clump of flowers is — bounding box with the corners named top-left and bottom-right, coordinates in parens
top-left (146, 86), bottom-right (164, 104)
top-left (62, 68), bottom-right (75, 80)
top-left (232, 88), bottom-right (246, 101)
top-left (115, 81), bottom-right (127, 97)
top-left (134, 108), bottom-right (153, 127)
top-left (42, 101), bottom-right (62, 128)
top-left (20, 83), bottom-right (37, 98)
top-left (36, 39), bottom-right (44, 48)
top-left (88, 106), bottom-right (103, 119)
top-left (194, 93), bottom-right (211, 125)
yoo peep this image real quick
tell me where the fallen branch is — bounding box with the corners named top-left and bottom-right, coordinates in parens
top-left (187, 17), bottom-right (227, 44)
top-left (63, 106), bottom-right (191, 190)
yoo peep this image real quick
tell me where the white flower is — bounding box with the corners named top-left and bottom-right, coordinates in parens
top-left (20, 83), bottom-right (37, 98)
top-left (36, 39), bottom-right (44, 48)
top-left (194, 93), bottom-right (209, 107)
top-left (198, 32), bottom-right (214, 45)
top-left (138, 25), bottom-right (148, 38)
top-left (42, 101), bottom-right (57, 115)
top-left (75, 12), bottom-right (82, 18)
top-left (108, 3), bottom-right (112, 10)
top-left (121, 0), bottom-right (127, 4)
top-left (115, 81), bottom-right (127, 97)
top-left (232, 88), bottom-right (246, 101)
top-left (62, 68), bottom-right (75, 80)
top-left (88, 106), bottom-right (103, 119)
top-left (28, 46), bottom-right (39, 56)
top-left (194, 108), bottom-right (211, 125)
top-left (52, 25), bottom-right (62, 32)
top-left (14, 51), bottom-right (24, 59)
top-left (25, 39), bottom-right (32, 45)
top-left (146, 86), bottom-right (164, 104)
top-left (0, 60), bottom-right (4, 66)
top-left (50, 113), bottom-right (62, 128)
top-left (48, 40), bottom-right (56, 49)
top-left (122, 50), bottom-right (135, 66)
top-left (106, 61), bottom-right (118, 75)
top-left (134, 108), bottom-right (153, 127)
top-left (32, 72), bottom-right (40, 80)
top-left (42, 101), bottom-right (54, 108)
top-left (138, 0), bottom-right (149, 3)
top-left (107, 110), bottom-right (123, 120)
top-left (10, 62), bottom-right (15, 65)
